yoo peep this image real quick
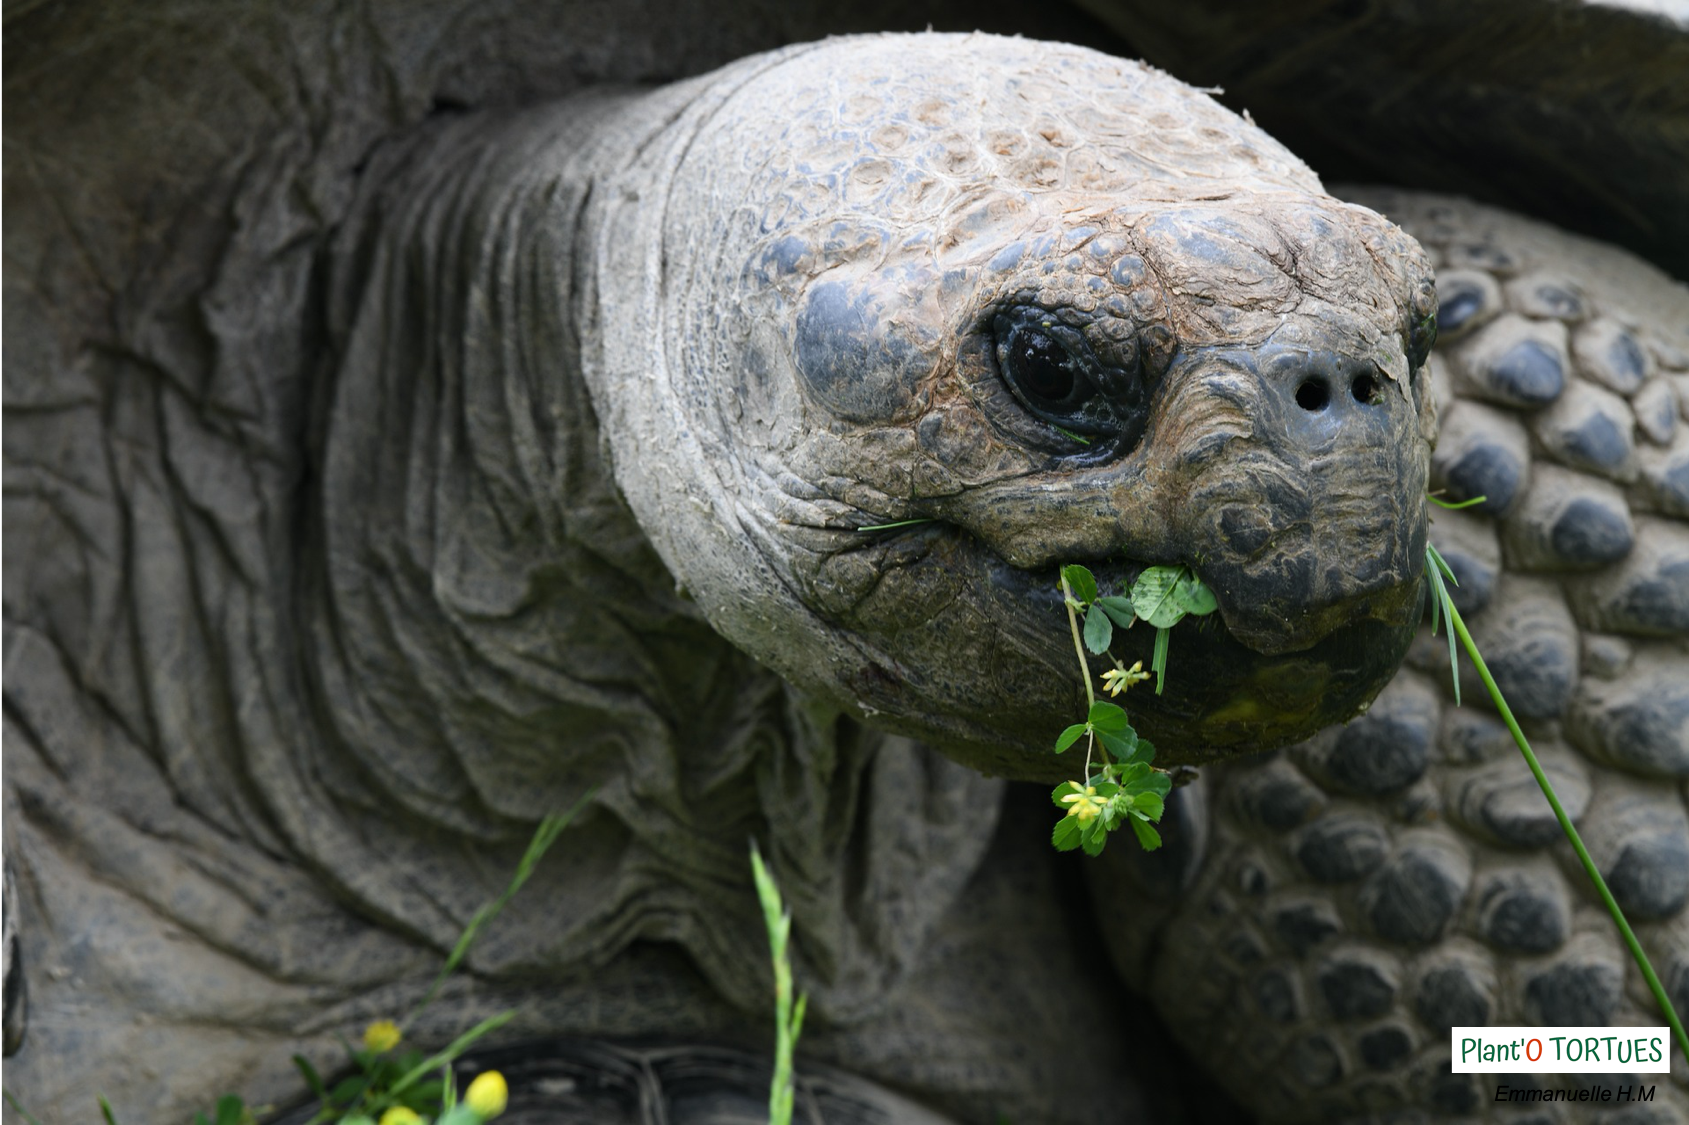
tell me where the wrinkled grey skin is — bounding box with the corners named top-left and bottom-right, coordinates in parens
top-left (5, 11), bottom-right (1689, 1125)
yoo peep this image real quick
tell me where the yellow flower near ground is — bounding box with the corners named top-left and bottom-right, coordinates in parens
top-left (464, 1070), bottom-right (509, 1119)
top-left (379, 1108), bottom-right (424, 1125)
top-left (362, 1019), bottom-right (402, 1053)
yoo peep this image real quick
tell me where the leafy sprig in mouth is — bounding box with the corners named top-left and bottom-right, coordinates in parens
top-left (1047, 561), bottom-right (1219, 855)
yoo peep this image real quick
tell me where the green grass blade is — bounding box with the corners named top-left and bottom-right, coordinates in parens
top-left (1426, 556), bottom-right (1443, 639)
top-left (386, 1010), bottom-right (519, 1098)
top-left (1428, 494), bottom-right (1488, 510)
top-left (1151, 624), bottom-right (1170, 695)
top-left (3, 1089), bottom-right (47, 1125)
top-left (789, 991), bottom-right (808, 1050)
top-left (1426, 541), bottom-right (1459, 583)
top-left (291, 1055), bottom-right (331, 1103)
top-left (751, 840), bottom-right (806, 1125)
top-left (1424, 547), bottom-right (1461, 706)
top-left (1444, 597), bottom-right (1689, 1064)
top-left (855, 518), bottom-right (935, 531)
top-left (406, 789), bottom-right (594, 1029)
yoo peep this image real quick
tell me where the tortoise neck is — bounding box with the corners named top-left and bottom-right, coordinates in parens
top-left (288, 86), bottom-right (1003, 1016)
top-left (304, 91), bottom-right (718, 832)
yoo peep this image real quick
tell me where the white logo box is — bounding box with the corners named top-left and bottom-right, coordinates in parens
top-left (1452, 1027), bottom-right (1671, 1073)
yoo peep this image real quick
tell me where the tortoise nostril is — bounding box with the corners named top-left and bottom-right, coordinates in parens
top-left (1351, 373), bottom-right (1382, 405)
top-left (1295, 379), bottom-right (1330, 412)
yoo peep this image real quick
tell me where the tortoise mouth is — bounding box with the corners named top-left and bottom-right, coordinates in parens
top-left (984, 552), bottom-right (1423, 767)
top-left (816, 514), bottom-right (1423, 776)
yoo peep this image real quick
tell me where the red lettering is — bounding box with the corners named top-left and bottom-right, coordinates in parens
top-left (1527, 1038), bottom-right (1543, 1062)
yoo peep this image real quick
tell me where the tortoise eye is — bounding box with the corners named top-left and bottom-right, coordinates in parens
top-left (988, 306), bottom-right (1145, 448)
top-left (1005, 326), bottom-right (1089, 409)
top-left (994, 315), bottom-right (1122, 440)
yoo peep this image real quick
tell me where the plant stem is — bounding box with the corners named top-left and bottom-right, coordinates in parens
top-left (1448, 604), bottom-right (1689, 1064)
top-left (1061, 575), bottom-right (1103, 782)
top-left (1059, 575), bottom-right (1095, 712)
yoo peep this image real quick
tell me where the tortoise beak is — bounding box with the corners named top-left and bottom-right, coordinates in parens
top-left (1148, 339), bottom-right (1431, 655)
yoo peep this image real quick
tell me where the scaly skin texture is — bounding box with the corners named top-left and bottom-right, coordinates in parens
top-left (1091, 192), bottom-right (1689, 1123)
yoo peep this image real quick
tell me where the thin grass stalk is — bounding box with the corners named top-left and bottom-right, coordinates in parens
top-left (751, 841), bottom-right (806, 1125)
top-left (1444, 597), bottom-right (1689, 1063)
top-left (2, 1090), bottom-right (46, 1125)
top-left (404, 790), bottom-right (594, 1031)
top-left (383, 1010), bottom-right (519, 1101)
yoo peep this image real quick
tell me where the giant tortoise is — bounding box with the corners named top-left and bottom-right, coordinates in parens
top-left (4, 1), bottom-right (1688, 1122)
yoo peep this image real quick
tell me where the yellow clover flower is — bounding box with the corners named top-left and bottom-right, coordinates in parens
top-left (1100, 660), bottom-right (1149, 697)
top-left (362, 1018), bottom-right (402, 1054)
top-left (1060, 784), bottom-right (1107, 825)
top-left (379, 1109), bottom-right (424, 1125)
top-left (465, 1070), bottom-right (510, 1119)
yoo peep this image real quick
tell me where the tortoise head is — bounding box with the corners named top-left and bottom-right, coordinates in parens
top-left (591, 34), bottom-right (1437, 779)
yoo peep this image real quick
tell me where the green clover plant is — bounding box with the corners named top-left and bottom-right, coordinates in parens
top-left (1050, 562), bottom-right (1219, 855)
